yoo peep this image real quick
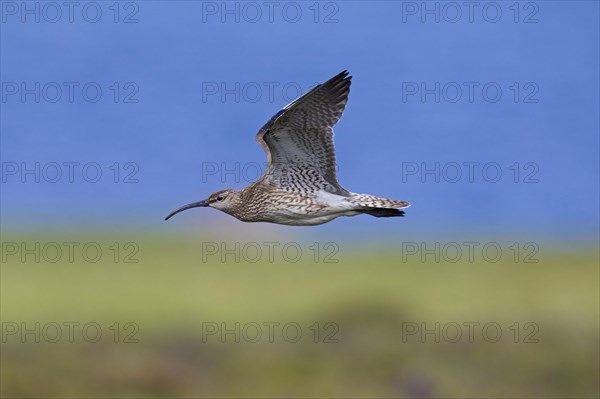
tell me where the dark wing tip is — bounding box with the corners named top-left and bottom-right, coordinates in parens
top-left (319, 70), bottom-right (352, 107)
top-left (257, 70), bottom-right (351, 135)
top-left (332, 70), bottom-right (351, 80)
top-left (324, 70), bottom-right (352, 88)
top-left (363, 208), bottom-right (406, 218)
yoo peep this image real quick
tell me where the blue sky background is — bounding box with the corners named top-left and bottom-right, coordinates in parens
top-left (1, 1), bottom-right (598, 243)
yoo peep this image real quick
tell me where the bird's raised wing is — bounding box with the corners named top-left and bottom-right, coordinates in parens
top-left (256, 70), bottom-right (351, 195)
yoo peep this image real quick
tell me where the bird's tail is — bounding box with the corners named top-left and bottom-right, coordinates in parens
top-left (350, 193), bottom-right (410, 218)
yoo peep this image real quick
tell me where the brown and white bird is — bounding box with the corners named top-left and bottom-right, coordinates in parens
top-left (165, 71), bottom-right (410, 226)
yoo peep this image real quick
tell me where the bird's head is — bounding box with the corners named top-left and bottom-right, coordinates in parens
top-left (165, 189), bottom-right (240, 220)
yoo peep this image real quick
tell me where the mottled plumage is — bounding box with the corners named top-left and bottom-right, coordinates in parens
top-left (166, 71), bottom-right (410, 226)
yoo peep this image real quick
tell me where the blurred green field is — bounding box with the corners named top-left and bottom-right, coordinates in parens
top-left (1, 234), bottom-right (598, 398)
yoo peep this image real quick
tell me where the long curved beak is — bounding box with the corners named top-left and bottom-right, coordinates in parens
top-left (165, 199), bottom-right (209, 221)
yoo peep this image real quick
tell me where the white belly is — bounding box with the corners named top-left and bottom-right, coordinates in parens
top-left (270, 191), bottom-right (359, 226)
top-left (275, 211), bottom-right (360, 226)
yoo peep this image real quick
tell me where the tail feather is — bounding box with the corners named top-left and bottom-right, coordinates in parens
top-left (349, 193), bottom-right (410, 218)
top-left (352, 193), bottom-right (410, 218)
top-left (350, 193), bottom-right (410, 209)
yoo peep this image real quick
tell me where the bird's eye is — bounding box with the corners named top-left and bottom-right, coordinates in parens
top-left (216, 196), bottom-right (224, 201)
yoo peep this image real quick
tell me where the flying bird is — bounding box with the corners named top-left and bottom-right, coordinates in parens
top-left (165, 71), bottom-right (410, 226)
